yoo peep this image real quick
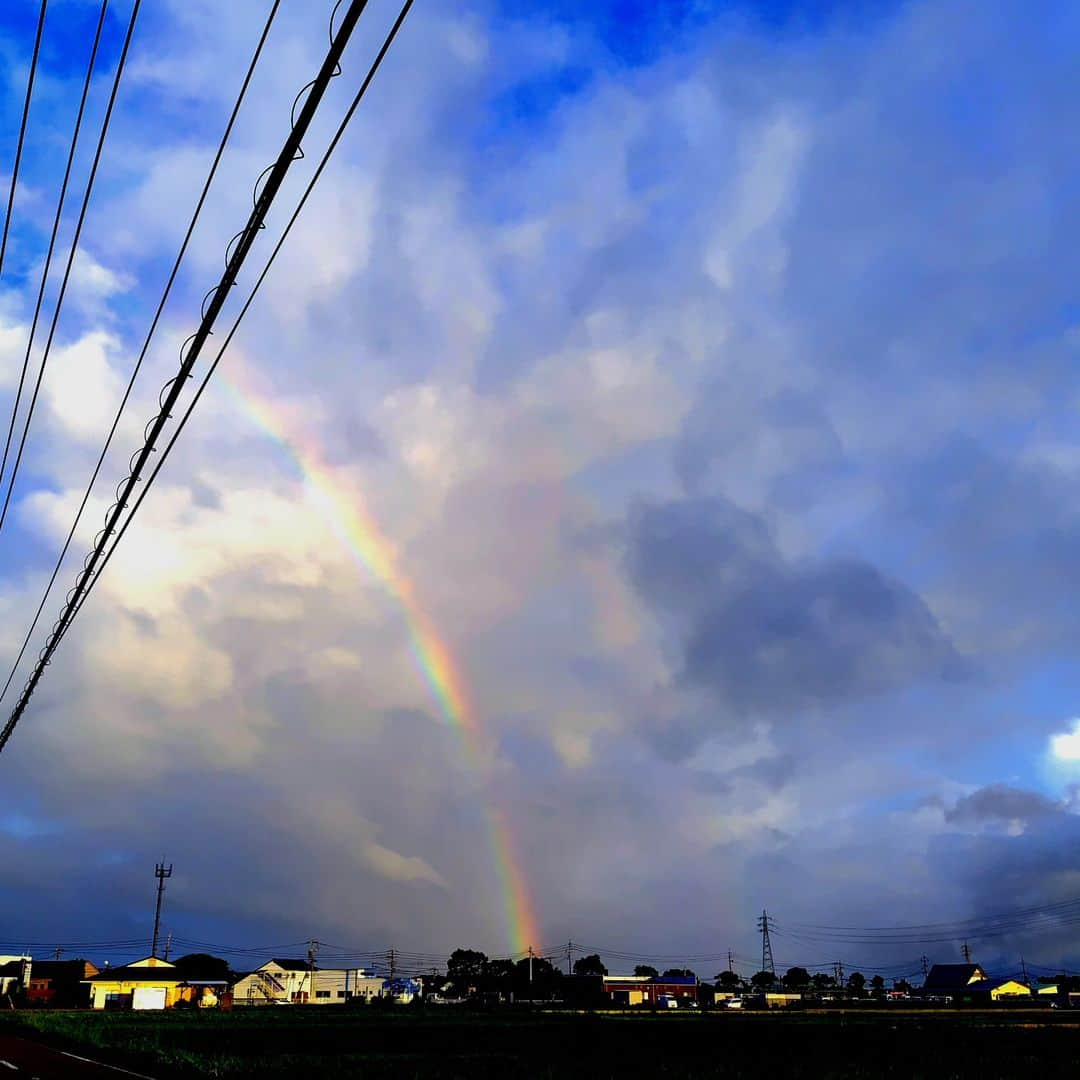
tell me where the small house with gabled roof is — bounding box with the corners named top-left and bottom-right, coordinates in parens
top-left (922, 964), bottom-right (987, 994)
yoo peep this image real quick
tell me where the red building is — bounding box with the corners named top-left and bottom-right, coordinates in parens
top-left (602, 975), bottom-right (698, 1006)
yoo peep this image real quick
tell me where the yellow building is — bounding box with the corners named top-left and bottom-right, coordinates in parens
top-left (968, 978), bottom-right (1031, 1001)
top-left (86, 956), bottom-right (186, 1010)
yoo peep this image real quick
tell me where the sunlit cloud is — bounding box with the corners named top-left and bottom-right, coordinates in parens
top-left (1049, 719), bottom-right (1080, 765)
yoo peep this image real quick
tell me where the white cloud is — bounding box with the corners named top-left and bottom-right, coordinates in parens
top-left (1050, 719), bottom-right (1080, 764)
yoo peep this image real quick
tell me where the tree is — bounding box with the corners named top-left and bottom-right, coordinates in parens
top-left (513, 955), bottom-right (560, 1000)
top-left (750, 970), bottom-right (776, 989)
top-left (782, 967), bottom-right (811, 990)
top-left (634, 965), bottom-right (659, 979)
top-left (172, 953), bottom-right (231, 982)
top-left (869, 975), bottom-right (885, 992)
top-left (447, 949), bottom-right (487, 994)
top-left (661, 968), bottom-right (696, 979)
top-left (895, 979), bottom-right (912, 993)
top-left (485, 958), bottom-right (515, 982)
top-left (573, 954), bottom-right (608, 977)
top-left (811, 972), bottom-right (836, 990)
top-left (716, 971), bottom-right (741, 990)
top-left (847, 972), bottom-right (866, 993)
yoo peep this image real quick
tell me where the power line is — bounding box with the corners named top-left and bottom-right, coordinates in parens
top-left (55, 0), bottom-right (415, 654)
top-left (0, 0), bottom-right (108, 503)
top-left (0, 0), bottom-right (391, 755)
top-left (0, 0), bottom-right (141, 535)
top-left (0, 0), bottom-right (48, 277)
top-left (778, 894), bottom-right (1080, 935)
top-left (0, 0), bottom-right (283, 704)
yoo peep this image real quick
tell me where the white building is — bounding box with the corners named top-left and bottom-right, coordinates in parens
top-left (0, 956), bottom-right (30, 996)
top-left (233, 959), bottom-right (384, 1005)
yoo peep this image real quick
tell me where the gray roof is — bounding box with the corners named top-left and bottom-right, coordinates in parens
top-left (923, 964), bottom-right (984, 991)
top-left (268, 958), bottom-right (312, 972)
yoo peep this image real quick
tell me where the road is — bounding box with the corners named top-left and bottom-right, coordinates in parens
top-left (0, 1034), bottom-right (157, 1079)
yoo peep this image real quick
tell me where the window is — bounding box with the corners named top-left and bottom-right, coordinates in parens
top-left (316, 990), bottom-right (331, 999)
top-left (337, 991), bottom-right (346, 998)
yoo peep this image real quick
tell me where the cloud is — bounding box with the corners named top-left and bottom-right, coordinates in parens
top-left (0, 0), bottom-right (1077, 969)
top-left (1050, 720), bottom-right (1080, 764)
top-left (626, 495), bottom-right (960, 721)
top-left (944, 784), bottom-right (1060, 828)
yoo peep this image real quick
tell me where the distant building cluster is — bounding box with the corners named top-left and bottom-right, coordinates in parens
top-left (0, 954), bottom-right (422, 1012)
top-left (1, 953), bottom-right (1076, 1013)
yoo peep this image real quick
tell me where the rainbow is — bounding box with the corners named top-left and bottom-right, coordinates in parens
top-left (215, 364), bottom-right (541, 956)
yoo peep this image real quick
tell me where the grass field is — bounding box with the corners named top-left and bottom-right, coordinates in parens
top-left (3, 1006), bottom-right (1078, 1078)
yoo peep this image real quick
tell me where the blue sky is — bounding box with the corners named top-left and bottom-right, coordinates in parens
top-left (0, 0), bottom-right (1078, 978)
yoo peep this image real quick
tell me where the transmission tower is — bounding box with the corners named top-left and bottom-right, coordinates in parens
top-left (758, 910), bottom-right (775, 976)
top-left (151, 860), bottom-right (172, 958)
top-left (921, 955), bottom-right (930, 980)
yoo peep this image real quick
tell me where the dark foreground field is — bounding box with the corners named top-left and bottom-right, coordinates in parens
top-left (2, 1007), bottom-right (1078, 1078)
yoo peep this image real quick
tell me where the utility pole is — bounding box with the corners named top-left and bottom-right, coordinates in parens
top-left (164, 933), bottom-right (173, 962)
top-left (307, 939), bottom-right (319, 1004)
top-left (728, 949), bottom-right (735, 974)
top-left (961, 941), bottom-right (971, 964)
top-left (388, 947), bottom-right (396, 983)
top-left (921, 955), bottom-right (930, 980)
top-left (834, 961), bottom-right (844, 986)
top-left (1020, 955), bottom-right (1028, 985)
top-left (528, 945), bottom-right (534, 1007)
top-left (758, 910), bottom-right (775, 978)
top-left (53, 947), bottom-right (63, 961)
top-left (151, 860), bottom-right (172, 958)
top-left (566, 941), bottom-right (572, 976)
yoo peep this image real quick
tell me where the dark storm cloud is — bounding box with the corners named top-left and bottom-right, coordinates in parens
top-left (626, 495), bottom-right (960, 717)
top-left (944, 784), bottom-right (1061, 827)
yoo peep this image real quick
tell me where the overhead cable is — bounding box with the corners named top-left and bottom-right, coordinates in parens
top-left (57, 0), bottom-right (415, 652)
top-left (0, 0), bottom-right (283, 703)
top-left (0, 0), bottom-right (383, 755)
top-left (0, 0), bottom-right (141, 535)
top-left (0, 1), bottom-right (109, 502)
top-left (0, 0), bottom-right (48, 277)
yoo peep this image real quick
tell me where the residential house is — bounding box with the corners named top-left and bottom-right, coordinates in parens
top-left (233, 959), bottom-right (312, 1005)
top-left (86, 957), bottom-right (186, 1010)
top-left (921, 964), bottom-right (988, 996)
top-left (233, 959), bottom-right (381, 1005)
top-left (964, 978), bottom-right (1032, 1002)
top-left (27, 960), bottom-right (99, 1007)
top-left (0, 956), bottom-right (30, 996)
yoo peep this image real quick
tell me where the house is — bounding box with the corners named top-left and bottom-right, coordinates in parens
top-left (602, 975), bottom-right (698, 1006)
top-left (27, 960), bottom-right (99, 1007)
top-left (922, 964), bottom-right (988, 995)
top-left (964, 978), bottom-right (1031, 1002)
top-left (86, 957), bottom-right (186, 1010)
top-left (232, 960), bottom-right (381, 1005)
top-left (0, 956), bottom-right (31, 996)
top-left (233, 959), bottom-right (313, 1005)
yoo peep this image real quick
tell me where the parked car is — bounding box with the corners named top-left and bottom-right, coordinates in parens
top-left (726, 998), bottom-right (743, 1009)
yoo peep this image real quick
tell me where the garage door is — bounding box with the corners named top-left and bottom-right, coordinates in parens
top-left (132, 986), bottom-right (167, 1010)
